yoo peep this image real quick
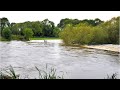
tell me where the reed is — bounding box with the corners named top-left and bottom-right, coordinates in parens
top-left (0, 65), bottom-right (63, 79)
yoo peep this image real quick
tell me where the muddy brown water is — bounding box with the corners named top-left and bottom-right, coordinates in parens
top-left (0, 40), bottom-right (120, 79)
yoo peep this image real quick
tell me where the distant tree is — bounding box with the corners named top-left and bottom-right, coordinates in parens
top-left (31, 21), bottom-right (43, 37)
top-left (57, 18), bottom-right (74, 28)
top-left (10, 23), bottom-right (16, 27)
top-left (53, 27), bottom-right (61, 37)
top-left (2, 27), bottom-right (12, 40)
top-left (23, 28), bottom-right (34, 41)
top-left (0, 17), bottom-right (10, 36)
top-left (100, 16), bottom-right (119, 44)
top-left (57, 18), bottom-right (104, 29)
top-left (11, 23), bottom-right (21, 35)
top-left (41, 19), bottom-right (55, 37)
top-left (94, 18), bottom-right (104, 26)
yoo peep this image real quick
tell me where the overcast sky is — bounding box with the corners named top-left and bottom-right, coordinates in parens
top-left (0, 11), bottom-right (120, 26)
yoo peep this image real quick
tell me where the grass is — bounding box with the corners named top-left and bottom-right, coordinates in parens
top-left (0, 65), bottom-right (118, 79)
top-left (106, 73), bottom-right (118, 79)
top-left (35, 66), bottom-right (63, 79)
top-left (30, 37), bottom-right (60, 40)
top-left (0, 65), bottom-right (19, 79)
top-left (0, 65), bottom-right (63, 79)
top-left (0, 37), bottom-right (10, 41)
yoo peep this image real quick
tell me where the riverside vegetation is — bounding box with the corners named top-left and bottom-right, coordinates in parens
top-left (0, 16), bottom-right (119, 45)
top-left (59, 17), bottom-right (119, 45)
top-left (0, 16), bottom-right (119, 79)
top-left (0, 65), bottom-right (63, 79)
top-left (0, 66), bottom-right (118, 79)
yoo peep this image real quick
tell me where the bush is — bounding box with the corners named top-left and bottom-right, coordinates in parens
top-left (60, 23), bottom-right (94, 45)
top-left (59, 16), bottom-right (119, 45)
top-left (23, 28), bottom-right (34, 41)
top-left (91, 26), bottom-right (108, 44)
top-left (101, 17), bottom-right (119, 44)
top-left (2, 27), bottom-right (12, 40)
top-left (11, 35), bottom-right (25, 41)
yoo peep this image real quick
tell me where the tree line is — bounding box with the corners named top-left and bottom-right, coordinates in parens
top-left (0, 18), bottom-right (60, 41)
top-left (59, 16), bottom-right (119, 45)
top-left (0, 17), bottom-right (119, 44)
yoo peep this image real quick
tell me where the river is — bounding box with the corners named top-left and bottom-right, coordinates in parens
top-left (0, 40), bottom-right (120, 79)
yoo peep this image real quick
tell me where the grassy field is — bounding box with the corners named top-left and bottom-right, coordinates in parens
top-left (30, 37), bottom-right (61, 40)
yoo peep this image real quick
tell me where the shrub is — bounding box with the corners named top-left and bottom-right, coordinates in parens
top-left (11, 35), bottom-right (25, 41)
top-left (2, 27), bottom-right (12, 40)
top-left (60, 23), bottom-right (94, 45)
top-left (23, 28), bottom-right (34, 41)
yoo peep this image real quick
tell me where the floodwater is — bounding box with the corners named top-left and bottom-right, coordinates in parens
top-left (0, 40), bottom-right (120, 79)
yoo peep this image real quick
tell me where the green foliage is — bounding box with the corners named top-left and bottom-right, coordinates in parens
top-left (59, 16), bottom-right (119, 45)
top-left (23, 28), bottom-right (34, 41)
top-left (53, 27), bottom-right (61, 37)
top-left (59, 24), bottom-right (74, 45)
top-left (60, 23), bottom-right (94, 45)
top-left (9, 19), bottom-right (59, 40)
top-left (91, 26), bottom-right (108, 44)
top-left (100, 17), bottom-right (119, 44)
top-left (30, 37), bottom-right (60, 40)
top-left (74, 23), bottom-right (94, 45)
top-left (11, 35), bottom-right (25, 40)
top-left (0, 17), bottom-right (119, 42)
top-left (2, 27), bottom-right (12, 40)
top-left (31, 21), bottom-right (43, 37)
top-left (41, 19), bottom-right (55, 37)
top-left (10, 23), bottom-right (21, 35)
top-left (0, 17), bottom-right (10, 36)
top-left (57, 18), bottom-right (104, 28)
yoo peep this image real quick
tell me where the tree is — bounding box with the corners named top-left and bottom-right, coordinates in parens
top-left (57, 18), bottom-right (104, 29)
top-left (100, 16), bottom-right (119, 44)
top-left (31, 21), bottom-right (43, 37)
top-left (2, 27), bottom-right (12, 40)
top-left (53, 27), bottom-right (61, 37)
top-left (0, 17), bottom-right (10, 36)
top-left (91, 26), bottom-right (108, 44)
top-left (57, 18), bottom-right (78, 28)
top-left (11, 23), bottom-right (21, 35)
top-left (94, 18), bottom-right (104, 26)
top-left (23, 28), bottom-right (34, 41)
top-left (41, 19), bottom-right (55, 37)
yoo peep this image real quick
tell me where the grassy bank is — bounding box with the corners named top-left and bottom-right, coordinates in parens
top-left (0, 37), bottom-right (10, 41)
top-left (30, 37), bottom-right (60, 40)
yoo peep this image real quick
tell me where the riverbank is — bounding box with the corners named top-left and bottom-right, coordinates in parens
top-left (30, 37), bottom-right (60, 40)
top-left (83, 44), bottom-right (120, 53)
top-left (29, 40), bottom-right (120, 53)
